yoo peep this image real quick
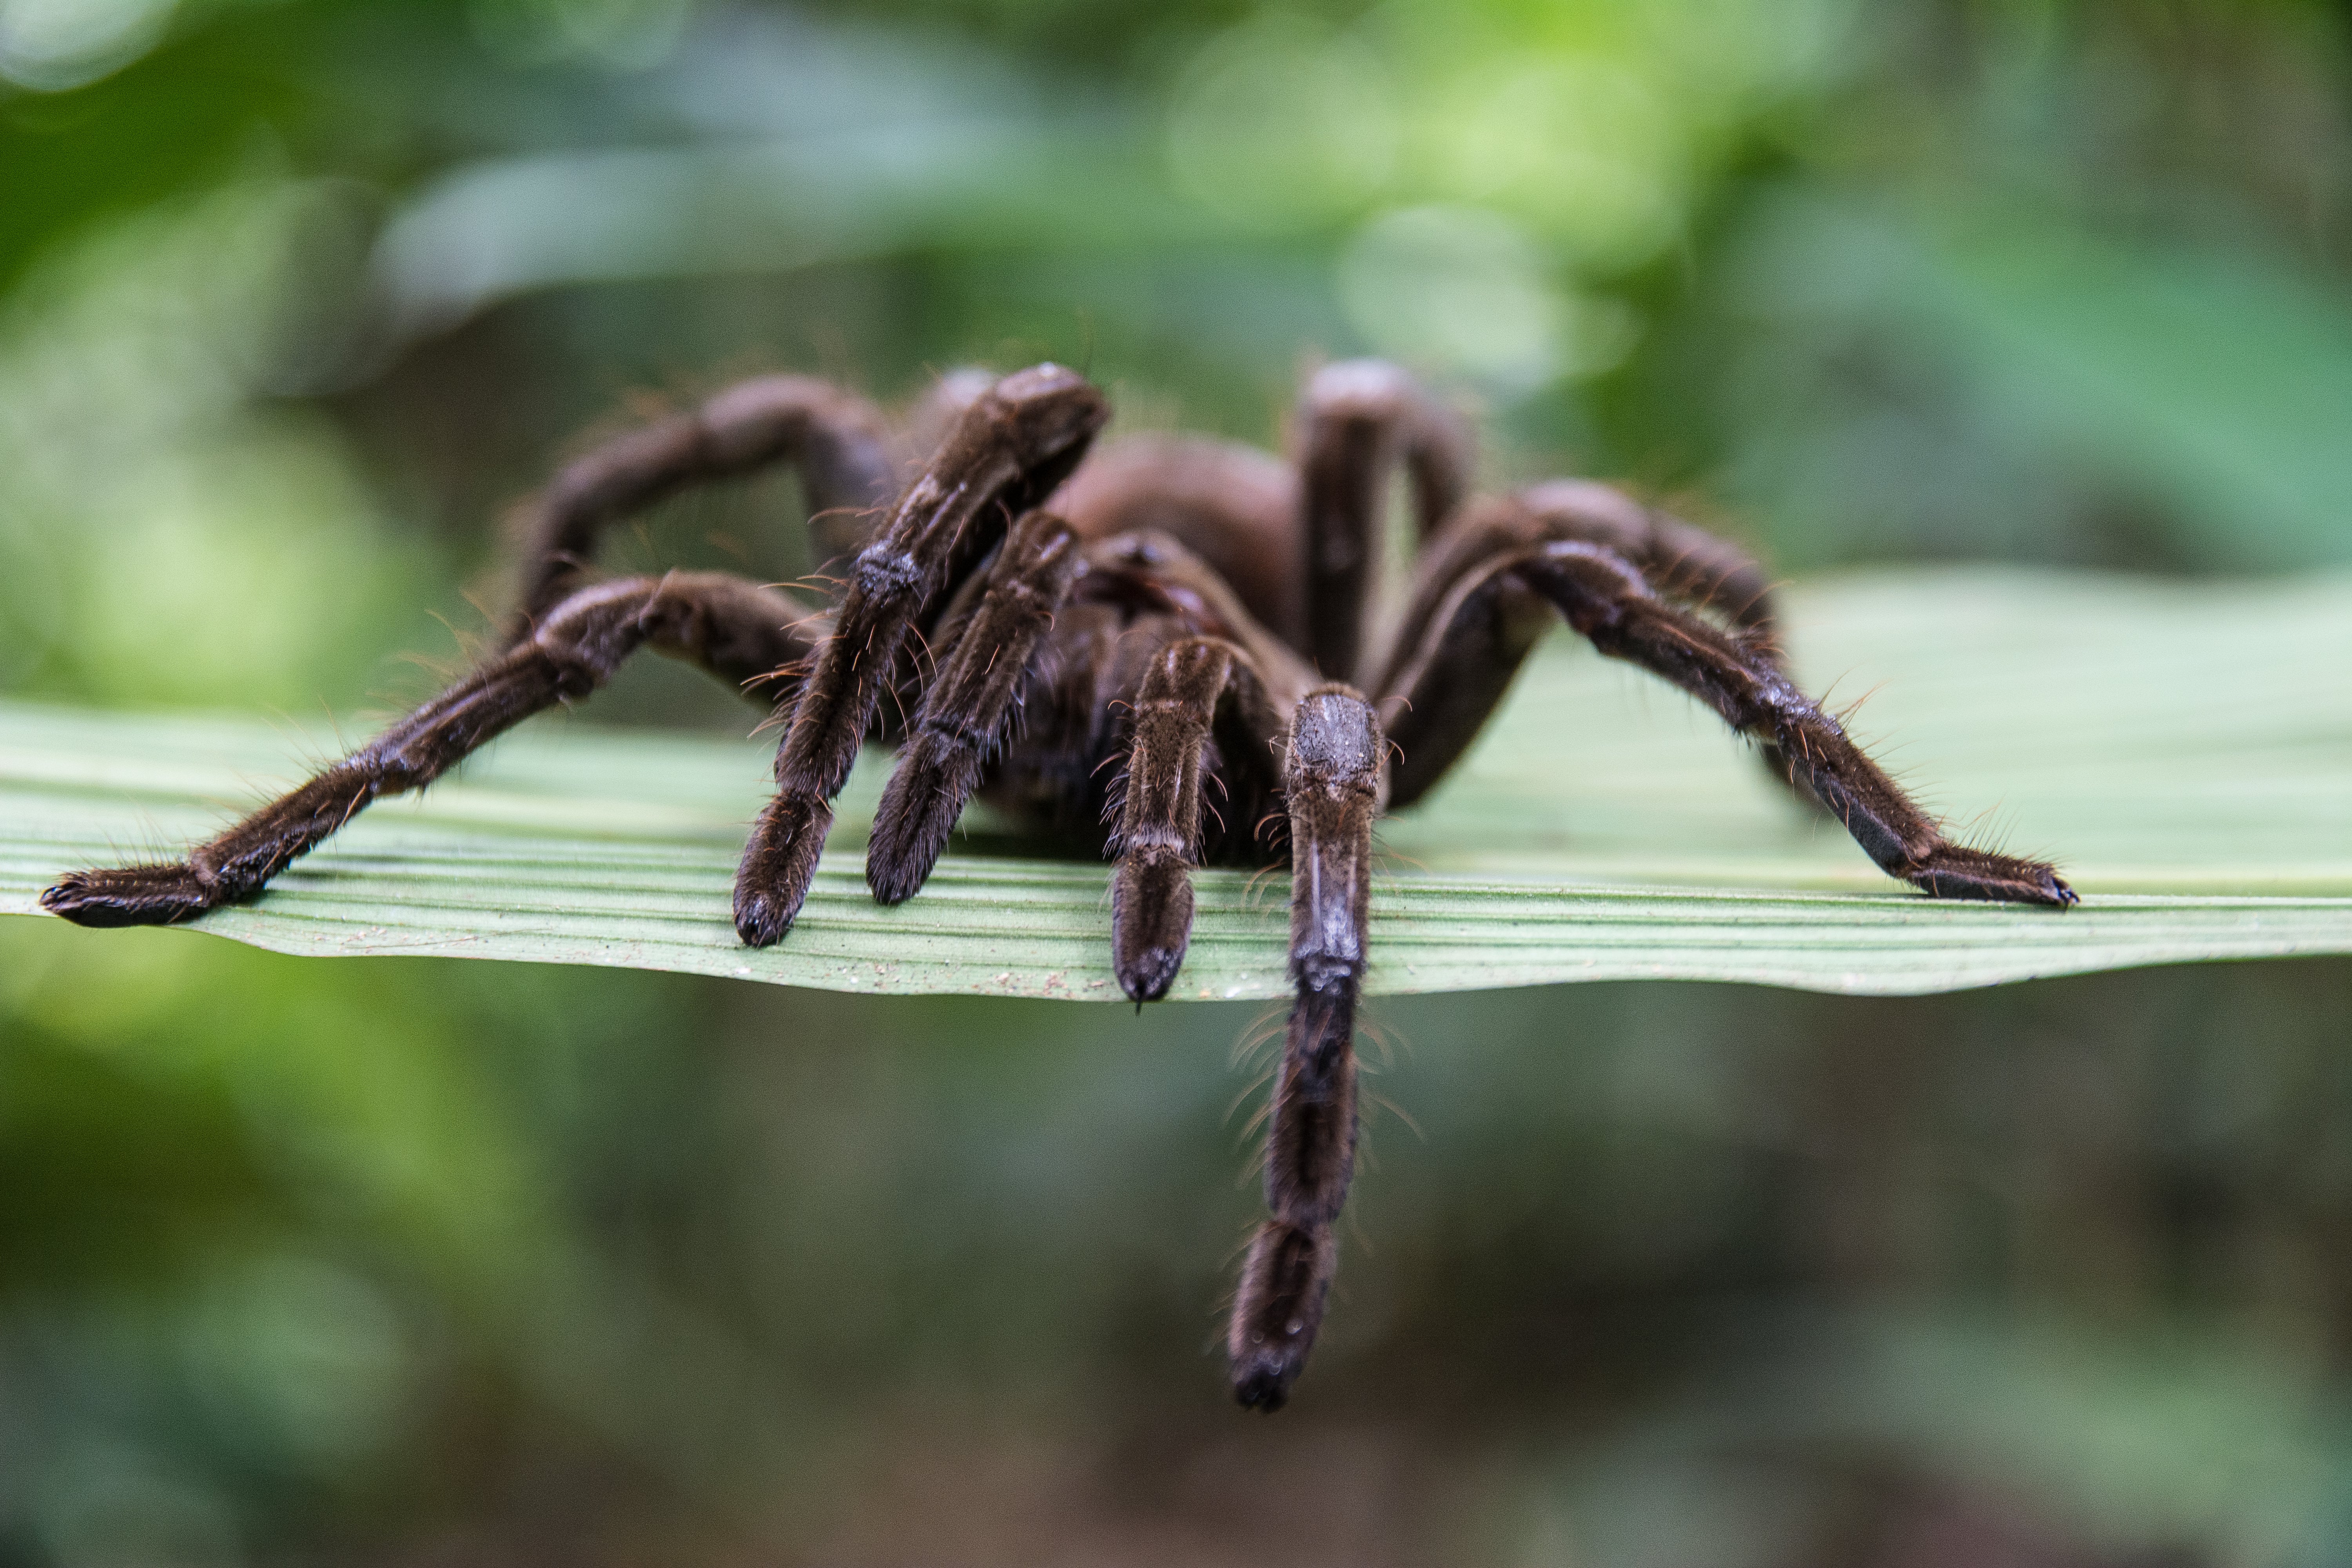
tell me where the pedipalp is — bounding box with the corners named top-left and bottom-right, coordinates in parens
top-left (867, 509), bottom-right (1085, 905)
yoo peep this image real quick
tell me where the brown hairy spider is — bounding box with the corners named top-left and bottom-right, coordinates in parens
top-left (43, 359), bottom-right (2076, 1410)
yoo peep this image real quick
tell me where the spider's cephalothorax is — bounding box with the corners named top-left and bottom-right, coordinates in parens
top-left (43, 360), bottom-right (2075, 1410)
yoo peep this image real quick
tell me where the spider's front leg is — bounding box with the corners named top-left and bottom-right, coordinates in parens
top-left (1230, 686), bottom-right (1383, 1411)
top-left (1101, 532), bottom-right (1316, 1000)
top-left (733, 364), bottom-right (1108, 946)
top-left (1110, 639), bottom-right (1256, 1000)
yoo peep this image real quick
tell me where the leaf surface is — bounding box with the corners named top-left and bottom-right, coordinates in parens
top-left (6, 569), bottom-right (2349, 999)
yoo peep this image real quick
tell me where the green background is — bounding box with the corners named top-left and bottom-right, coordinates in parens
top-left (5, 0), bottom-right (2352, 1561)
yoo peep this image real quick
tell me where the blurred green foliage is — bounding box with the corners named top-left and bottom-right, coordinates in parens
top-left (5, 0), bottom-right (2352, 1562)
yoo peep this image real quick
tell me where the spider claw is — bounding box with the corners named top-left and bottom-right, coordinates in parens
top-left (1232, 1363), bottom-right (1290, 1414)
top-left (1118, 947), bottom-right (1183, 1004)
top-left (733, 897), bottom-right (791, 947)
top-left (40, 864), bottom-right (216, 928)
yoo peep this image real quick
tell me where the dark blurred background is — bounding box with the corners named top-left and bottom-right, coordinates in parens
top-left (5, 1), bottom-right (2352, 1562)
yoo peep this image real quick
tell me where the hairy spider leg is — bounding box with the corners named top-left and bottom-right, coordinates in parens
top-left (1383, 543), bottom-right (2070, 907)
top-left (866, 510), bottom-right (1085, 904)
top-left (1103, 637), bottom-right (1382, 1409)
top-left (1531, 484), bottom-right (1781, 647)
top-left (1294, 359), bottom-right (1474, 683)
top-left (1515, 483), bottom-right (1822, 799)
top-left (1385, 484), bottom-right (1824, 807)
top-left (1374, 488), bottom-right (1798, 809)
top-left (1110, 637), bottom-right (1277, 1002)
top-left (42, 573), bottom-right (826, 928)
top-left (1230, 686), bottom-right (1383, 1412)
top-left (1511, 540), bottom-right (2074, 902)
top-left (508, 374), bottom-right (898, 641)
top-left (1387, 487), bottom-right (1778, 685)
top-left (733, 363), bottom-right (1110, 947)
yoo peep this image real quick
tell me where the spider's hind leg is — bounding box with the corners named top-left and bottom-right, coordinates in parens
top-left (1377, 486), bottom-right (1813, 809)
top-left (1294, 360), bottom-right (1473, 682)
top-left (509, 375), bottom-right (898, 640)
top-left (41, 573), bottom-right (826, 928)
top-left (1374, 522), bottom-right (2073, 907)
top-left (1509, 541), bottom-right (2073, 904)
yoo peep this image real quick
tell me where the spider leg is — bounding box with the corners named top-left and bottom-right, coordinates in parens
top-left (510, 374), bottom-right (897, 639)
top-left (1295, 360), bottom-right (1472, 682)
top-left (1231, 686), bottom-right (1384, 1411)
top-left (1378, 485), bottom-right (1811, 803)
top-left (1094, 524), bottom-right (1321, 1002)
top-left (733, 364), bottom-right (1109, 947)
top-left (1514, 541), bottom-right (2073, 902)
top-left (1382, 536), bottom-right (2074, 905)
top-left (895, 365), bottom-right (999, 479)
top-left (42, 573), bottom-right (828, 929)
top-left (1385, 486), bottom-right (1778, 682)
top-left (1109, 637), bottom-right (1283, 1001)
top-left (866, 510), bottom-right (1083, 904)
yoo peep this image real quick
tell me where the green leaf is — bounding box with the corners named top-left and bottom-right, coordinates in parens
top-left (6, 568), bottom-right (2349, 1000)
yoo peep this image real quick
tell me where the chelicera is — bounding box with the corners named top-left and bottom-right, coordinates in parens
top-left (43, 359), bottom-right (2076, 1410)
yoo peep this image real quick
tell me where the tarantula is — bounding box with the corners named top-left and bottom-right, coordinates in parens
top-left (43, 359), bottom-right (2075, 1410)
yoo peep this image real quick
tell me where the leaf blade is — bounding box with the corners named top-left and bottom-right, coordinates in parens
top-left (7, 568), bottom-right (2350, 998)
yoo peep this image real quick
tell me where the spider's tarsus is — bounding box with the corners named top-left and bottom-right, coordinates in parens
top-left (1227, 1220), bottom-right (1332, 1411)
top-left (40, 864), bottom-right (215, 928)
top-left (1907, 846), bottom-right (2077, 907)
top-left (1113, 850), bottom-right (1197, 1002)
top-left (864, 790), bottom-right (952, 905)
top-left (734, 794), bottom-right (831, 946)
